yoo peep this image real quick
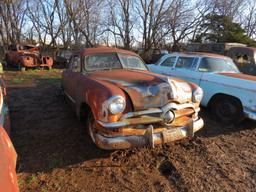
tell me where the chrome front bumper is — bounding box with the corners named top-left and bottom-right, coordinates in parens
top-left (244, 109), bottom-right (256, 120)
top-left (94, 118), bottom-right (204, 150)
top-left (97, 102), bottom-right (200, 128)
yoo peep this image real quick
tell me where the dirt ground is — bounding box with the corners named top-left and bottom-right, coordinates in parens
top-left (4, 69), bottom-right (256, 192)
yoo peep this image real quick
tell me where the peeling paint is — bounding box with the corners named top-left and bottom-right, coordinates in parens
top-left (62, 47), bottom-right (204, 149)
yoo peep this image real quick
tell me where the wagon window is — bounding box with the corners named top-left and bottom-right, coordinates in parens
top-left (160, 57), bottom-right (176, 67)
top-left (198, 57), bottom-right (239, 72)
top-left (175, 57), bottom-right (196, 69)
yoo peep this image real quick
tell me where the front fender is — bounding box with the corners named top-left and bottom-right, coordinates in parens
top-left (75, 77), bottom-right (132, 123)
top-left (20, 56), bottom-right (35, 67)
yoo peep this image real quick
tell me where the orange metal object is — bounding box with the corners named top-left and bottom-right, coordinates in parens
top-left (0, 77), bottom-right (19, 192)
top-left (6, 44), bottom-right (53, 69)
top-left (0, 126), bottom-right (19, 192)
top-left (62, 47), bottom-right (204, 149)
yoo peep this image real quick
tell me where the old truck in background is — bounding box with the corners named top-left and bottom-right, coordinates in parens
top-left (5, 44), bottom-right (53, 71)
top-left (186, 43), bottom-right (256, 75)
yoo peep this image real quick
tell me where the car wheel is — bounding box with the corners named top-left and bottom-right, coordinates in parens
top-left (211, 96), bottom-right (243, 124)
top-left (86, 110), bottom-right (97, 144)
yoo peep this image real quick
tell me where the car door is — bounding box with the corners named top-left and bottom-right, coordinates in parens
top-left (62, 55), bottom-right (81, 103)
top-left (172, 56), bottom-right (202, 85)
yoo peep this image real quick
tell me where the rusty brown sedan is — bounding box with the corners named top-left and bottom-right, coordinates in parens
top-left (61, 47), bottom-right (204, 150)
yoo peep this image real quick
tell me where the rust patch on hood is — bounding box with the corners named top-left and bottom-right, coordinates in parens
top-left (218, 73), bottom-right (256, 81)
top-left (89, 70), bottom-right (192, 110)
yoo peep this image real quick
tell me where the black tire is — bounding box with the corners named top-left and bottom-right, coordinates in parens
top-left (84, 109), bottom-right (97, 144)
top-left (210, 95), bottom-right (243, 124)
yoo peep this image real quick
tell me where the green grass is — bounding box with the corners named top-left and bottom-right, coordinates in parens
top-left (9, 77), bottom-right (26, 84)
top-left (18, 178), bottom-right (25, 188)
top-left (6, 69), bottom-right (62, 86)
top-left (25, 174), bottom-right (38, 185)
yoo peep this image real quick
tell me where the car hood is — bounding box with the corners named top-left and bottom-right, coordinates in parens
top-left (90, 69), bottom-right (193, 110)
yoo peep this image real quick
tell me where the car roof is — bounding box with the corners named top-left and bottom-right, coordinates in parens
top-left (76, 47), bottom-right (139, 57)
top-left (229, 46), bottom-right (256, 52)
top-left (170, 52), bottom-right (231, 59)
top-left (11, 44), bottom-right (37, 47)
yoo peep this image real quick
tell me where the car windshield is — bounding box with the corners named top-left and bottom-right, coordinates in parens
top-left (84, 53), bottom-right (147, 71)
top-left (198, 57), bottom-right (240, 73)
top-left (20, 45), bottom-right (36, 50)
top-left (155, 55), bottom-right (168, 65)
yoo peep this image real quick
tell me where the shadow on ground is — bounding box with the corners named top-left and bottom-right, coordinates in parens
top-left (8, 75), bottom-right (255, 174)
top-left (4, 69), bottom-right (256, 192)
top-left (8, 75), bottom-right (111, 173)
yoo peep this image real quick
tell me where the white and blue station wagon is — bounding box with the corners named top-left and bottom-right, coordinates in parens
top-left (149, 52), bottom-right (256, 124)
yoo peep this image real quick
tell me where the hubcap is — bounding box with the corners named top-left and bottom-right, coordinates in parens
top-left (218, 102), bottom-right (236, 117)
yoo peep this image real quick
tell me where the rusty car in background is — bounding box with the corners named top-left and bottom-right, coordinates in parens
top-left (149, 52), bottom-right (256, 124)
top-left (5, 44), bottom-right (53, 71)
top-left (0, 77), bottom-right (19, 192)
top-left (61, 47), bottom-right (204, 150)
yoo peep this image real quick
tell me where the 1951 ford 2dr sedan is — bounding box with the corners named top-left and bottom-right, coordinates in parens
top-left (149, 52), bottom-right (256, 124)
top-left (61, 47), bottom-right (204, 149)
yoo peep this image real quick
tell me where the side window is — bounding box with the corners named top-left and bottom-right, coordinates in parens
top-left (199, 58), bottom-right (210, 72)
top-left (175, 57), bottom-right (196, 69)
top-left (190, 58), bottom-right (199, 70)
top-left (70, 56), bottom-right (81, 72)
top-left (160, 57), bottom-right (176, 67)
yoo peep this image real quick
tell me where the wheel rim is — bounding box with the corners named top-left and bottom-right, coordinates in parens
top-left (216, 100), bottom-right (237, 119)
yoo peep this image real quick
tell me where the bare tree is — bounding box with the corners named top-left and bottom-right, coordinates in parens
top-left (209, 0), bottom-right (244, 19)
top-left (108, 0), bottom-right (135, 49)
top-left (0, 0), bottom-right (27, 46)
top-left (166, 0), bottom-right (212, 50)
top-left (64, 0), bottom-right (105, 47)
top-left (136, 0), bottom-right (175, 51)
top-left (242, 0), bottom-right (256, 38)
top-left (26, 0), bottom-right (66, 47)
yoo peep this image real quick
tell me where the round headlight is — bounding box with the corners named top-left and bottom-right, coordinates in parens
top-left (192, 87), bottom-right (203, 103)
top-left (108, 96), bottom-right (126, 114)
